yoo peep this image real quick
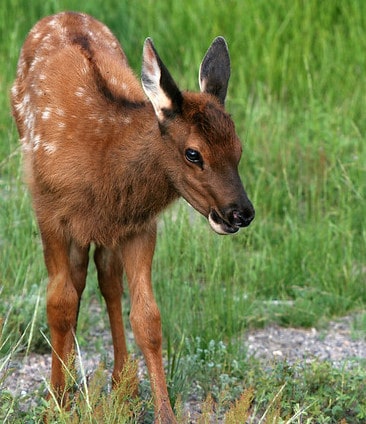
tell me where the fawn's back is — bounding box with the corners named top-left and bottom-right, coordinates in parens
top-left (12, 12), bottom-right (178, 245)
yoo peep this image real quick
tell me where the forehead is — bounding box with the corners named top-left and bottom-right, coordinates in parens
top-left (182, 93), bottom-right (238, 148)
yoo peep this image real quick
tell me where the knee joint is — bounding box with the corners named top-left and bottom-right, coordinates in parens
top-left (130, 302), bottom-right (162, 350)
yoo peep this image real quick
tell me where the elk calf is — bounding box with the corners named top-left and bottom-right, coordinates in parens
top-left (11, 12), bottom-right (254, 423)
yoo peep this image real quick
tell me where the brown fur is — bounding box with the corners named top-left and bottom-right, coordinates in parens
top-left (11, 12), bottom-right (254, 423)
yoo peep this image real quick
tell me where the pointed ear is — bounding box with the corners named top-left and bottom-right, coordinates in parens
top-left (199, 36), bottom-right (231, 105)
top-left (141, 38), bottom-right (183, 122)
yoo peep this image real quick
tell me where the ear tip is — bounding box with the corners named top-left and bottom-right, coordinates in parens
top-left (143, 37), bottom-right (154, 51)
top-left (213, 36), bottom-right (228, 47)
top-left (210, 36), bottom-right (230, 59)
top-left (143, 38), bottom-right (156, 63)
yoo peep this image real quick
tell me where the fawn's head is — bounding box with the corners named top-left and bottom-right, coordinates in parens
top-left (142, 37), bottom-right (254, 234)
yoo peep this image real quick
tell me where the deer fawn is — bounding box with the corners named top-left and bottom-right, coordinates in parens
top-left (11, 11), bottom-right (254, 423)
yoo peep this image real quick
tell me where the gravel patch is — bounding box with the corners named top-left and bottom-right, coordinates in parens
top-left (246, 314), bottom-right (366, 366)
top-left (1, 314), bottom-right (365, 418)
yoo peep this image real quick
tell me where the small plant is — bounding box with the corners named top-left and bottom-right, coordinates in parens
top-left (166, 334), bottom-right (187, 411)
top-left (224, 387), bottom-right (255, 424)
top-left (181, 337), bottom-right (245, 401)
top-left (44, 358), bottom-right (146, 424)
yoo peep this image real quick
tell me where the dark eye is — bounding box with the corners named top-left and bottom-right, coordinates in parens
top-left (185, 148), bottom-right (203, 166)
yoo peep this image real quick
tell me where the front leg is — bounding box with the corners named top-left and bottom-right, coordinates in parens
top-left (121, 222), bottom-right (176, 424)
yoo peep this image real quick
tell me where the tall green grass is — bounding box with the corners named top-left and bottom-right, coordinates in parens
top-left (0, 0), bottom-right (365, 421)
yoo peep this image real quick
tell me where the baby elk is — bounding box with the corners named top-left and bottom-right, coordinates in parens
top-left (11, 11), bottom-right (255, 423)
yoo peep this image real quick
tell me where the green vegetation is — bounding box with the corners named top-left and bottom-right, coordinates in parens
top-left (1, 0), bottom-right (365, 422)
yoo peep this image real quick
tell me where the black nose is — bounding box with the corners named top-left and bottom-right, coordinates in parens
top-left (229, 208), bottom-right (255, 228)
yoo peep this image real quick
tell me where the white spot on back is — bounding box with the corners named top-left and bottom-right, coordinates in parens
top-left (34, 88), bottom-right (43, 97)
top-left (14, 101), bottom-right (26, 116)
top-left (42, 107), bottom-right (52, 120)
top-left (43, 142), bottom-right (57, 154)
top-left (16, 57), bottom-right (27, 79)
top-left (121, 117), bottom-right (131, 125)
top-left (23, 93), bottom-right (30, 106)
top-left (11, 84), bottom-right (19, 98)
top-left (56, 108), bottom-right (65, 117)
top-left (80, 64), bottom-right (89, 75)
top-left (30, 55), bottom-right (44, 72)
top-left (75, 87), bottom-right (85, 97)
top-left (24, 111), bottom-right (35, 133)
top-left (47, 17), bottom-right (59, 29)
top-left (33, 134), bottom-right (41, 151)
top-left (31, 30), bottom-right (42, 40)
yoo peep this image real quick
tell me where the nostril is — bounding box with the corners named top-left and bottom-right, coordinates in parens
top-left (232, 210), bottom-right (241, 223)
top-left (230, 210), bottom-right (254, 227)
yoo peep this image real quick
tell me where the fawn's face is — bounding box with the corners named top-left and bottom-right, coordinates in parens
top-left (142, 37), bottom-right (254, 234)
top-left (159, 93), bottom-right (254, 234)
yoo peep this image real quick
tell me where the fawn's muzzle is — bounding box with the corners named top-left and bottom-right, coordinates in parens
top-left (208, 202), bottom-right (255, 235)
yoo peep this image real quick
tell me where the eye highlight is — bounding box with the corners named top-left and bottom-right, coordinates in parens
top-left (185, 148), bottom-right (203, 167)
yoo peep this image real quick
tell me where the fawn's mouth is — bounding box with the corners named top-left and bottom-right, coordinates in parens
top-left (208, 209), bottom-right (239, 235)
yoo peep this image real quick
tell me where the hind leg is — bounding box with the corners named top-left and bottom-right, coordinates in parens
top-left (94, 245), bottom-right (129, 384)
top-left (42, 229), bottom-right (89, 402)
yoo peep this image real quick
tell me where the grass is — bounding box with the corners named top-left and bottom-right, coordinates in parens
top-left (1, 0), bottom-right (365, 422)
